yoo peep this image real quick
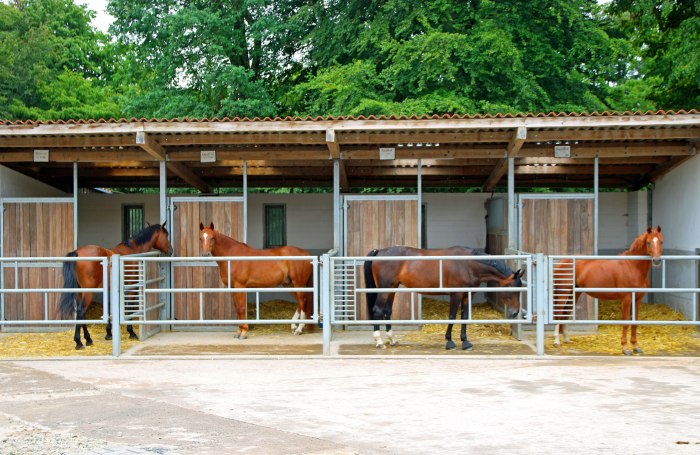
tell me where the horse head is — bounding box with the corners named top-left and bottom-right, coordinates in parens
top-left (502, 268), bottom-right (524, 319)
top-left (153, 221), bottom-right (173, 256)
top-left (645, 225), bottom-right (663, 267)
top-left (199, 222), bottom-right (216, 256)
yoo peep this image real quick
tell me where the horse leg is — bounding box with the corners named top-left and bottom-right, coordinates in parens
top-left (553, 323), bottom-right (561, 347)
top-left (77, 299), bottom-right (92, 349)
top-left (291, 291), bottom-right (307, 335)
top-left (371, 294), bottom-right (388, 349)
top-left (384, 296), bottom-right (398, 347)
top-left (631, 294), bottom-right (644, 355)
top-left (233, 292), bottom-right (249, 339)
top-left (445, 295), bottom-right (460, 350)
top-left (460, 297), bottom-right (473, 351)
top-left (620, 296), bottom-right (633, 356)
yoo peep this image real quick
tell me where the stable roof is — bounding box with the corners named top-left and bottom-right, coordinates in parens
top-left (1, 110), bottom-right (698, 193)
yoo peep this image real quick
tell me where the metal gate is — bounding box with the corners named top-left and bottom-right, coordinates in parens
top-left (169, 196), bottom-right (244, 328)
top-left (342, 195), bottom-right (419, 321)
top-left (1, 198), bottom-right (75, 329)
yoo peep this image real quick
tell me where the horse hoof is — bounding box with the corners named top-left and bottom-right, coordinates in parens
top-left (105, 335), bottom-right (112, 340)
top-left (75, 345), bottom-right (84, 350)
top-left (553, 341), bottom-right (561, 348)
top-left (445, 340), bottom-right (456, 350)
top-left (129, 334), bottom-right (139, 340)
top-left (389, 341), bottom-right (399, 347)
top-left (86, 340), bottom-right (93, 347)
top-left (462, 341), bottom-right (473, 351)
top-left (623, 349), bottom-right (633, 356)
top-left (634, 347), bottom-right (644, 354)
top-left (239, 334), bottom-right (247, 340)
top-left (375, 343), bottom-right (386, 349)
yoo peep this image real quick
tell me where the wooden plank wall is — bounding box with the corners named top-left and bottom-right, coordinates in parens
top-left (2, 202), bottom-right (74, 322)
top-left (521, 198), bottom-right (595, 319)
top-left (345, 199), bottom-right (419, 320)
top-left (171, 201), bottom-right (243, 323)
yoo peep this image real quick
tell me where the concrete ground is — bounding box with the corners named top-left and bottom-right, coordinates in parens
top-left (1, 352), bottom-right (699, 454)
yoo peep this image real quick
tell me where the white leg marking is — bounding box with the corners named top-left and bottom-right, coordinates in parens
top-left (554, 324), bottom-right (561, 347)
top-left (386, 329), bottom-right (398, 346)
top-left (294, 310), bottom-right (306, 335)
top-left (291, 310), bottom-right (299, 332)
top-left (373, 330), bottom-right (385, 349)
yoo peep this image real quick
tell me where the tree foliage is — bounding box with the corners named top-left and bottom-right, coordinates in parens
top-left (0, 0), bottom-right (697, 121)
top-left (0, 0), bottom-right (118, 120)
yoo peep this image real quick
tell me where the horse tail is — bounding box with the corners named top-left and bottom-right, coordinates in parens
top-left (59, 251), bottom-right (80, 319)
top-left (364, 249), bottom-right (380, 317)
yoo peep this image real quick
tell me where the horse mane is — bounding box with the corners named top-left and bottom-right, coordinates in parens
top-left (622, 230), bottom-right (650, 256)
top-left (120, 224), bottom-right (162, 248)
top-left (471, 248), bottom-right (514, 277)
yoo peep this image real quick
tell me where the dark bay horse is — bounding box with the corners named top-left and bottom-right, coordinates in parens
top-left (199, 222), bottom-right (314, 339)
top-left (364, 246), bottom-right (524, 350)
top-left (59, 223), bottom-right (173, 349)
top-left (552, 226), bottom-right (663, 355)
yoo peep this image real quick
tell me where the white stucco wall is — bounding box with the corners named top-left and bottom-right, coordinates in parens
top-left (77, 193), bottom-right (161, 247)
top-left (598, 192), bottom-right (632, 252)
top-left (0, 165), bottom-right (68, 197)
top-left (247, 194), bottom-right (333, 254)
top-left (650, 154), bottom-right (700, 318)
top-left (423, 193), bottom-right (491, 249)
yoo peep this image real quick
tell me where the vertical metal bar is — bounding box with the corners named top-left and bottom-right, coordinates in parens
top-left (199, 292), bottom-right (203, 320)
top-left (632, 292), bottom-right (636, 320)
top-left (507, 158), bottom-right (516, 251)
top-left (662, 258), bottom-right (666, 288)
top-left (0, 201), bottom-right (3, 327)
top-left (322, 254), bottom-right (332, 355)
top-left (417, 159), bottom-right (423, 319)
top-left (227, 260), bottom-right (231, 289)
top-left (333, 160), bottom-right (341, 253)
top-left (594, 156), bottom-right (599, 254)
top-left (243, 160), bottom-right (248, 243)
top-left (256, 292), bottom-right (260, 319)
top-left (111, 254), bottom-right (121, 357)
top-left (536, 253), bottom-right (546, 356)
top-left (312, 256), bottom-right (319, 323)
top-left (44, 292), bottom-right (48, 321)
top-left (439, 259), bottom-right (443, 289)
top-left (73, 162), bottom-right (78, 249)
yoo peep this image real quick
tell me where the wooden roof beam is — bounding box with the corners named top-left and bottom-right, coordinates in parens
top-left (327, 129), bottom-right (349, 191)
top-left (135, 131), bottom-right (211, 193)
top-left (482, 127), bottom-right (527, 191)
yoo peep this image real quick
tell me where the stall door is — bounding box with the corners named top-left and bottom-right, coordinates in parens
top-left (344, 196), bottom-right (419, 320)
top-left (1, 200), bottom-right (74, 325)
top-left (520, 196), bottom-right (595, 320)
top-left (170, 197), bottom-right (244, 326)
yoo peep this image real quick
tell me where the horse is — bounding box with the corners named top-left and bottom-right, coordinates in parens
top-left (551, 225), bottom-right (663, 355)
top-left (59, 222), bottom-right (173, 350)
top-left (364, 246), bottom-right (524, 350)
top-left (199, 222), bottom-right (314, 339)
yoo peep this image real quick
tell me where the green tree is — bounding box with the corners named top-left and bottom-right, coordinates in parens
top-left (285, 0), bottom-right (648, 116)
top-left (608, 0), bottom-right (700, 109)
top-left (0, 0), bottom-right (119, 120)
top-left (108, 0), bottom-right (282, 118)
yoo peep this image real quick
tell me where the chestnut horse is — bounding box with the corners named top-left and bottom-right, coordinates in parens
top-left (552, 226), bottom-right (663, 355)
top-left (59, 223), bottom-right (173, 349)
top-left (364, 246), bottom-right (524, 350)
top-left (199, 222), bottom-right (314, 339)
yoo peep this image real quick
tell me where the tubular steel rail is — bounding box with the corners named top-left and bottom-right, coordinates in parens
top-left (547, 255), bottom-right (700, 326)
top-left (3, 253), bottom-right (700, 357)
top-left (327, 254), bottom-right (533, 327)
top-left (0, 256), bottom-right (109, 328)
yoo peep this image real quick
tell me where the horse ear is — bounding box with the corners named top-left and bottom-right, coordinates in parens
top-left (656, 225), bottom-right (661, 233)
top-left (647, 226), bottom-right (652, 234)
top-left (209, 222), bottom-right (215, 230)
top-left (146, 221), bottom-right (151, 227)
top-left (514, 268), bottom-right (524, 280)
top-left (199, 222), bottom-right (204, 231)
top-left (162, 220), bottom-right (167, 229)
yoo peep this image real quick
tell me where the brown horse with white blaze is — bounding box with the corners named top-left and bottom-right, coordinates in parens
top-left (552, 226), bottom-right (663, 355)
top-left (59, 223), bottom-right (173, 349)
top-left (199, 222), bottom-right (314, 339)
